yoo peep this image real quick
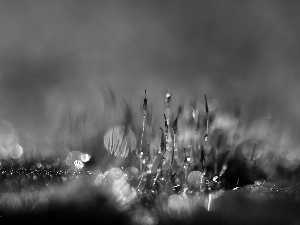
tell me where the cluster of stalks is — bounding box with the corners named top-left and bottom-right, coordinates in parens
top-left (135, 90), bottom-right (227, 195)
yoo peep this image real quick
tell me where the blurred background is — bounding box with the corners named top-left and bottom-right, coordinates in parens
top-left (0, 0), bottom-right (300, 171)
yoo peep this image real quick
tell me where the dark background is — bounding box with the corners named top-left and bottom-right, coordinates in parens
top-left (0, 0), bottom-right (300, 169)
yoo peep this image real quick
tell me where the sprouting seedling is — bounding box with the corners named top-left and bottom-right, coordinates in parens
top-left (164, 89), bottom-right (172, 123)
top-left (165, 91), bottom-right (171, 104)
top-left (163, 90), bottom-right (172, 158)
top-left (140, 90), bottom-right (147, 151)
top-left (137, 89), bottom-right (147, 190)
top-left (139, 89), bottom-right (148, 170)
top-left (171, 107), bottom-right (181, 165)
top-left (172, 107), bottom-right (181, 135)
top-left (143, 89), bottom-right (147, 117)
top-left (159, 127), bottom-right (165, 154)
top-left (200, 145), bottom-right (205, 169)
top-left (164, 114), bottom-right (168, 130)
top-left (200, 95), bottom-right (210, 172)
top-left (163, 113), bottom-right (170, 156)
top-left (205, 94), bottom-right (209, 139)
